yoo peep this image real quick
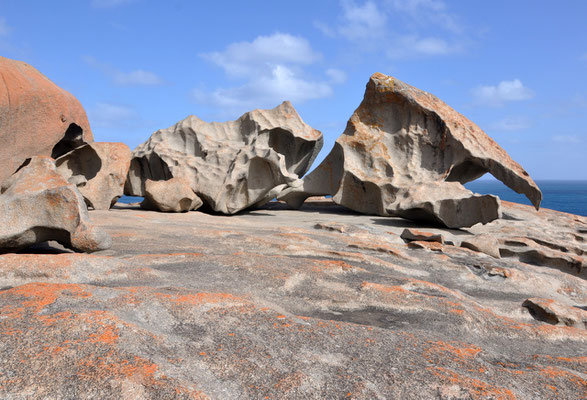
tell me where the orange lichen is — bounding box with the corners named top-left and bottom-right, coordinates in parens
top-left (428, 367), bottom-right (516, 400)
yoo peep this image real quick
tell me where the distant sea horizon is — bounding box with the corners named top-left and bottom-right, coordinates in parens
top-left (118, 179), bottom-right (587, 217)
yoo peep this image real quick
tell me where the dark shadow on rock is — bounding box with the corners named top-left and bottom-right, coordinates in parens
top-left (16, 241), bottom-right (74, 254)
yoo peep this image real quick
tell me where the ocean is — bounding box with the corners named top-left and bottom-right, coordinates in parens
top-left (465, 180), bottom-right (587, 217)
top-left (118, 180), bottom-right (587, 217)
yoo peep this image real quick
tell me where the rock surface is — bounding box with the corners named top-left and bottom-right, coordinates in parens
top-left (0, 157), bottom-right (111, 253)
top-left (125, 101), bottom-right (323, 214)
top-left (140, 177), bottom-right (203, 212)
top-left (279, 73), bottom-right (542, 228)
top-left (0, 56), bottom-right (93, 186)
top-left (56, 142), bottom-right (131, 210)
top-left (0, 198), bottom-right (585, 398)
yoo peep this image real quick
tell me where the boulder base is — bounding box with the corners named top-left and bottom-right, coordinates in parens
top-left (0, 157), bottom-right (111, 253)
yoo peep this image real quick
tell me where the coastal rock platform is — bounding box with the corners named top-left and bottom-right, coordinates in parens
top-left (0, 199), bottom-right (585, 399)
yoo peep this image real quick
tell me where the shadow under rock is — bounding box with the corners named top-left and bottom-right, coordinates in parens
top-left (370, 217), bottom-right (474, 236)
top-left (15, 241), bottom-right (74, 254)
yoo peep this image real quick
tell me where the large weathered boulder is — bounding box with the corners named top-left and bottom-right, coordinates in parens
top-left (55, 142), bottom-right (131, 210)
top-left (0, 56), bottom-right (93, 186)
top-left (125, 101), bottom-right (323, 214)
top-left (279, 73), bottom-right (542, 228)
top-left (0, 157), bottom-right (111, 253)
top-left (140, 177), bottom-right (203, 212)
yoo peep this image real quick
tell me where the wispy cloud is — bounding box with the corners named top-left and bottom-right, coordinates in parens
top-left (202, 33), bottom-right (321, 77)
top-left (0, 17), bottom-right (10, 37)
top-left (197, 33), bottom-right (342, 114)
top-left (91, 0), bottom-right (137, 8)
top-left (489, 116), bottom-right (531, 132)
top-left (338, 0), bottom-right (387, 41)
top-left (88, 103), bottom-right (140, 129)
top-left (552, 134), bottom-right (581, 144)
top-left (83, 56), bottom-right (165, 86)
top-left (316, 0), bottom-right (466, 58)
top-left (472, 79), bottom-right (534, 107)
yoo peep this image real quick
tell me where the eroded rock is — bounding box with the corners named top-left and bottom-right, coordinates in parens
top-left (140, 177), bottom-right (203, 212)
top-left (461, 233), bottom-right (501, 259)
top-left (56, 142), bottom-right (131, 210)
top-left (125, 101), bottom-right (322, 214)
top-left (0, 56), bottom-right (93, 186)
top-left (0, 157), bottom-right (111, 253)
top-left (400, 228), bottom-right (444, 243)
top-left (523, 298), bottom-right (587, 328)
top-left (279, 73), bottom-right (542, 228)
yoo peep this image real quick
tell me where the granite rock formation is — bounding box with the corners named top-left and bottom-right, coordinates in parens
top-left (279, 73), bottom-right (542, 228)
top-left (140, 177), bottom-right (203, 212)
top-left (0, 56), bottom-right (93, 186)
top-left (0, 198), bottom-right (584, 398)
top-left (125, 101), bottom-right (323, 214)
top-left (0, 157), bottom-right (111, 253)
top-left (55, 142), bottom-right (131, 210)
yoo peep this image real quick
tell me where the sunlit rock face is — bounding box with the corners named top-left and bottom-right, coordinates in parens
top-left (279, 73), bottom-right (542, 228)
top-left (0, 56), bottom-right (93, 186)
top-left (55, 142), bottom-right (131, 210)
top-left (0, 156), bottom-right (111, 253)
top-left (125, 101), bottom-right (323, 214)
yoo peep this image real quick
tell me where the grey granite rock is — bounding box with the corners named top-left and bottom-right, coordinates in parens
top-left (0, 156), bottom-right (111, 253)
top-left (279, 73), bottom-right (542, 228)
top-left (125, 101), bottom-right (322, 214)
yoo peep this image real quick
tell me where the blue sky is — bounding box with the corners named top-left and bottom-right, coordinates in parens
top-left (1, 0), bottom-right (585, 179)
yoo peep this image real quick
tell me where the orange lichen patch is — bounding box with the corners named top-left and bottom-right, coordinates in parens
top-left (346, 237), bottom-right (409, 259)
top-left (276, 232), bottom-right (321, 245)
top-left (538, 366), bottom-right (587, 388)
top-left (360, 281), bottom-right (410, 295)
top-left (428, 367), bottom-right (516, 400)
top-left (154, 291), bottom-right (243, 307)
top-left (425, 340), bottom-right (482, 360)
top-left (407, 240), bottom-right (444, 252)
top-left (273, 371), bottom-right (306, 393)
top-left (1, 283), bottom-right (91, 314)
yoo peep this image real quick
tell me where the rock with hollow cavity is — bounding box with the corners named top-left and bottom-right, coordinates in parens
top-left (125, 101), bottom-right (323, 214)
top-left (0, 56), bottom-right (93, 186)
top-left (0, 157), bottom-right (111, 253)
top-left (279, 73), bottom-right (542, 228)
top-left (141, 177), bottom-right (203, 212)
top-left (55, 142), bottom-right (131, 210)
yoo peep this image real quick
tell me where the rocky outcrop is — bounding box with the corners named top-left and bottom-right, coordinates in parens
top-left (55, 142), bottom-right (131, 210)
top-left (523, 298), bottom-right (587, 328)
top-left (140, 177), bottom-right (203, 212)
top-left (0, 56), bottom-right (93, 186)
top-left (0, 199), bottom-right (584, 398)
top-left (279, 73), bottom-right (542, 228)
top-left (125, 101), bottom-right (323, 214)
top-left (0, 157), bottom-right (111, 253)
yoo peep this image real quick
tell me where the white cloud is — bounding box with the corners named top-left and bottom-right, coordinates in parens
top-left (387, 0), bottom-right (461, 34)
top-left (338, 0), bottom-right (387, 41)
top-left (197, 33), bottom-right (341, 114)
top-left (202, 33), bottom-right (321, 78)
top-left (317, 1), bottom-right (465, 58)
top-left (83, 56), bottom-right (164, 86)
top-left (552, 134), bottom-right (581, 144)
top-left (0, 17), bottom-right (10, 36)
top-left (326, 68), bottom-right (348, 84)
top-left (91, 0), bottom-right (136, 8)
top-left (88, 103), bottom-right (139, 129)
top-left (195, 65), bottom-right (332, 110)
top-left (489, 116), bottom-right (530, 132)
top-left (472, 79), bottom-right (534, 107)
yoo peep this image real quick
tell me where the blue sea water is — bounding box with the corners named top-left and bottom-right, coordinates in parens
top-left (118, 180), bottom-right (587, 217)
top-left (465, 180), bottom-right (587, 217)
